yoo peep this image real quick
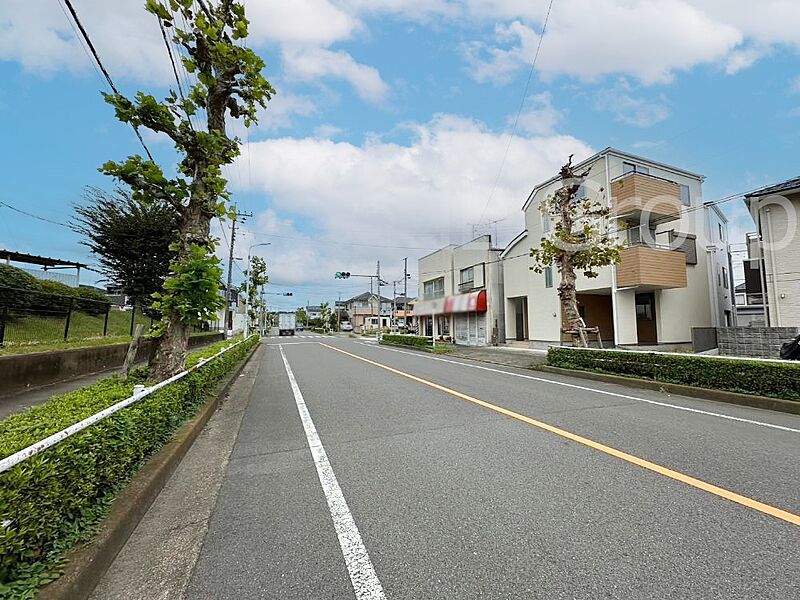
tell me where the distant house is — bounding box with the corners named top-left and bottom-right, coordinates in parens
top-left (306, 305), bottom-right (323, 320)
top-left (732, 232), bottom-right (766, 327)
top-left (744, 177), bottom-right (800, 327)
top-left (393, 295), bottom-right (415, 327)
top-left (342, 292), bottom-right (391, 332)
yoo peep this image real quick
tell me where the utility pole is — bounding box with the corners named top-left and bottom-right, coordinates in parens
top-left (403, 257), bottom-right (408, 327)
top-left (338, 292), bottom-right (341, 331)
top-left (392, 281), bottom-right (397, 328)
top-left (224, 205), bottom-right (253, 338)
top-left (376, 260), bottom-right (381, 336)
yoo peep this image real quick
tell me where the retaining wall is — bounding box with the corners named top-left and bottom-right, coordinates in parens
top-left (0, 333), bottom-right (225, 398)
top-left (716, 327), bottom-right (798, 359)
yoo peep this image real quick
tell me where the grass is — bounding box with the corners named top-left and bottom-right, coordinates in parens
top-left (0, 310), bottom-right (217, 357)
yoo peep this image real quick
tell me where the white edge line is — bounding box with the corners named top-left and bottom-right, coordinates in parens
top-left (355, 343), bottom-right (800, 435)
top-left (278, 345), bottom-right (386, 600)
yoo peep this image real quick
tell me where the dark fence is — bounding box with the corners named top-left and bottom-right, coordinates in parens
top-left (0, 286), bottom-right (220, 349)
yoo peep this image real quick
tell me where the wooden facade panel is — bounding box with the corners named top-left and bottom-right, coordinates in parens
top-left (611, 173), bottom-right (682, 220)
top-left (617, 246), bottom-right (687, 289)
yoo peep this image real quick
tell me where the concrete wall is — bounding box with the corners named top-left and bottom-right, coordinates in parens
top-left (0, 333), bottom-right (225, 398)
top-left (717, 326), bottom-right (798, 358)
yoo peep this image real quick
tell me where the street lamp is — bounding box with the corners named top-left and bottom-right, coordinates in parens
top-left (243, 242), bottom-right (271, 338)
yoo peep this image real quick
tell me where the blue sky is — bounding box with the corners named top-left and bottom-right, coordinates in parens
top-left (2, 0), bottom-right (799, 311)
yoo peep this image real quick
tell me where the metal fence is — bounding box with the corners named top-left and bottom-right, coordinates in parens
top-left (0, 286), bottom-right (220, 348)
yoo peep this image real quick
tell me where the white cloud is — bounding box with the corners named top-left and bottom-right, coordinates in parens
top-left (313, 124), bottom-right (345, 139)
top-left (595, 80), bottom-right (670, 127)
top-left (246, 0), bottom-right (361, 46)
top-left (229, 114), bottom-right (593, 288)
top-left (514, 92), bottom-right (562, 135)
top-left (282, 47), bottom-right (389, 104)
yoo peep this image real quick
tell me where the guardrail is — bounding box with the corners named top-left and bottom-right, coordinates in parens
top-left (0, 335), bottom-right (257, 474)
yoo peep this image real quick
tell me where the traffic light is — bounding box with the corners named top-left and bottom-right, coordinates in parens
top-left (284, 292), bottom-right (293, 296)
top-left (334, 271), bottom-right (351, 279)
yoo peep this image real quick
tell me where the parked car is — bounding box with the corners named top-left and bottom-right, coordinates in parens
top-left (340, 321), bottom-right (353, 332)
top-left (296, 324), bottom-right (305, 332)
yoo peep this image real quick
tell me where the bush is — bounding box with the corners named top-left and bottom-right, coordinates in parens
top-left (381, 334), bottom-right (431, 349)
top-left (0, 335), bottom-right (258, 594)
top-left (547, 347), bottom-right (800, 402)
top-left (0, 265), bottom-right (41, 311)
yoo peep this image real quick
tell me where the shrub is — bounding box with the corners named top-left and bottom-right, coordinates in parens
top-left (381, 334), bottom-right (431, 349)
top-left (0, 265), bottom-right (40, 311)
top-left (0, 335), bottom-right (258, 594)
top-left (547, 347), bottom-right (800, 402)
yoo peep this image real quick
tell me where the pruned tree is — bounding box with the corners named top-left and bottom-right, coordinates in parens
top-left (320, 302), bottom-right (331, 332)
top-left (296, 307), bottom-right (307, 326)
top-left (530, 156), bottom-right (623, 347)
top-left (100, 0), bottom-right (274, 380)
top-left (246, 256), bottom-right (268, 324)
top-left (72, 187), bottom-right (177, 308)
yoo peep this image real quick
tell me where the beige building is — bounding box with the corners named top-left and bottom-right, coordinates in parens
top-left (745, 177), bottom-right (800, 328)
top-left (415, 236), bottom-right (505, 346)
top-left (504, 148), bottom-right (731, 349)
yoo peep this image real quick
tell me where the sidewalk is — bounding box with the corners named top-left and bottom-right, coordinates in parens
top-left (446, 345), bottom-right (547, 369)
top-left (0, 370), bottom-right (115, 420)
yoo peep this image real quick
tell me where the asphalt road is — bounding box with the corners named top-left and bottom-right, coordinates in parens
top-left (103, 334), bottom-right (800, 599)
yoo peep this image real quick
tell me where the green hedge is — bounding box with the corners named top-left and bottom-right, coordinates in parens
top-left (0, 335), bottom-right (258, 595)
top-left (381, 334), bottom-right (431, 349)
top-left (547, 347), bottom-right (800, 402)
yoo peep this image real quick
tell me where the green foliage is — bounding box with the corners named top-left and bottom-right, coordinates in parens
top-left (0, 335), bottom-right (258, 594)
top-left (381, 334), bottom-right (432, 349)
top-left (0, 265), bottom-right (110, 316)
top-left (296, 308), bottom-right (307, 324)
top-left (547, 347), bottom-right (800, 402)
top-left (246, 256), bottom-right (268, 322)
top-left (0, 266), bottom-right (41, 311)
top-left (151, 243), bottom-right (224, 334)
top-left (72, 188), bottom-right (177, 307)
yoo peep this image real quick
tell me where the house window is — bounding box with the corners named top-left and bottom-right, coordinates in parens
top-left (423, 277), bottom-right (445, 299)
top-left (722, 266), bottom-right (729, 289)
top-left (679, 184), bottom-right (690, 206)
top-left (718, 223), bottom-right (724, 241)
top-left (623, 162), bottom-right (650, 176)
top-left (544, 267), bottom-right (553, 288)
top-left (542, 214), bottom-right (551, 233)
top-left (459, 267), bottom-right (474, 290)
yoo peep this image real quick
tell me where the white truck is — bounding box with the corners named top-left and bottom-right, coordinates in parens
top-left (278, 311), bottom-right (297, 336)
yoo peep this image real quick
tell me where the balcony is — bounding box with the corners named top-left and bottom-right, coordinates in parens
top-left (611, 172), bottom-right (682, 223)
top-left (616, 244), bottom-right (687, 289)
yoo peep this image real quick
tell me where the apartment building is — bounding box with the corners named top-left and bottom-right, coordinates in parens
top-left (415, 236), bottom-right (505, 346)
top-left (744, 177), bottom-right (800, 327)
top-left (504, 147), bottom-right (730, 349)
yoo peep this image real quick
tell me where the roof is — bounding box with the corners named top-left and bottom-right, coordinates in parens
top-left (306, 305), bottom-right (323, 311)
top-left (1, 249), bottom-right (87, 269)
top-left (500, 230), bottom-right (528, 259)
top-left (522, 147), bottom-right (706, 212)
top-left (744, 176), bottom-right (800, 198)
top-left (344, 291), bottom-right (392, 303)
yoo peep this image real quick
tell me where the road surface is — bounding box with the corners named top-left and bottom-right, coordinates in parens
top-left (95, 334), bottom-right (800, 599)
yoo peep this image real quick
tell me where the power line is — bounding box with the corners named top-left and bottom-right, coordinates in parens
top-left (0, 200), bottom-right (70, 227)
top-left (60, 0), bottom-right (155, 162)
top-left (478, 0), bottom-right (556, 225)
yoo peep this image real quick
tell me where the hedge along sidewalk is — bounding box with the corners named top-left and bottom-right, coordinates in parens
top-left (380, 334), bottom-right (454, 354)
top-left (546, 346), bottom-right (800, 408)
top-left (0, 335), bottom-right (259, 597)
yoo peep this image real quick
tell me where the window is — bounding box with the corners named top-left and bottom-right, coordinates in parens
top-left (722, 266), bottom-right (729, 289)
top-left (459, 267), bottom-right (474, 290)
top-left (423, 277), bottom-right (445, 299)
top-left (718, 223), bottom-right (724, 241)
top-left (542, 214), bottom-right (551, 233)
top-left (679, 184), bottom-right (690, 206)
top-left (544, 266), bottom-right (553, 288)
top-left (623, 162), bottom-right (649, 176)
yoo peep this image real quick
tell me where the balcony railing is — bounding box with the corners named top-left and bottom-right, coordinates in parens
top-left (458, 280), bottom-right (474, 292)
top-left (616, 243), bottom-right (687, 289)
top-left (611, 172), bottom-right (682, 223)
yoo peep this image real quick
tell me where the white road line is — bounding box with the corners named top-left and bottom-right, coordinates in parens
top-left (357, 343), bottom-right (800, 434)
top-left (279, 346), bottom-right (386, 600)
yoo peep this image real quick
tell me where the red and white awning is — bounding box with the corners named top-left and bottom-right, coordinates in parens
top-left (414, 290), bottom-right (487, 316)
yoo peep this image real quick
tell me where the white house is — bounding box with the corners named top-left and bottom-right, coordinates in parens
top-left (503, 147), bottom-right (731, 349)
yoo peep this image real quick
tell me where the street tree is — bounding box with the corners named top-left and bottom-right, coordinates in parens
top-left (320, 302), bottom-right (331, 332)
top-left (530, 156), bottom-right (623, 346)
top-left (72, 187), bottom-right (177, 308)
top-left (246, 256), bottom-right (268, 324)
top-left (296, 307), bottom-right (307, 326)
top-left (100, 0), bottom-right (275, 380)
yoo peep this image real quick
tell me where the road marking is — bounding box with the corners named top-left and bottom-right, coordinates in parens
top-left (278, 346), bottom-right (386, 599)
top-left (355, 343), bottom-right (800, 434)
top-left (322, 343), bottom-right (800, 528)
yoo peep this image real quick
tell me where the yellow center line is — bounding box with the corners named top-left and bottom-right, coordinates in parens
top-left (320, 342), bottom-right (800, 528)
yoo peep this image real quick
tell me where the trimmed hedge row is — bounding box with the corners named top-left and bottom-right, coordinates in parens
top-left (547, 347), bottom-right (800, 402)
top-left (0, 335), bottom-right (259, 594)
top-left (0, 264), bottom-right (111, 315)
top-left (381, 334), bottom-right (432, 349)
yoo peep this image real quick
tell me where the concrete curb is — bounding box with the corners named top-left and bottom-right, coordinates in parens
top-left (533, 365), bottom-right (800, 416)
top-left (38, 340), bottom-right (261, 600)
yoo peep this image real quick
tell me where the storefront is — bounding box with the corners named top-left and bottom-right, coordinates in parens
top-left (414, 290), bottom-right (488, 346)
